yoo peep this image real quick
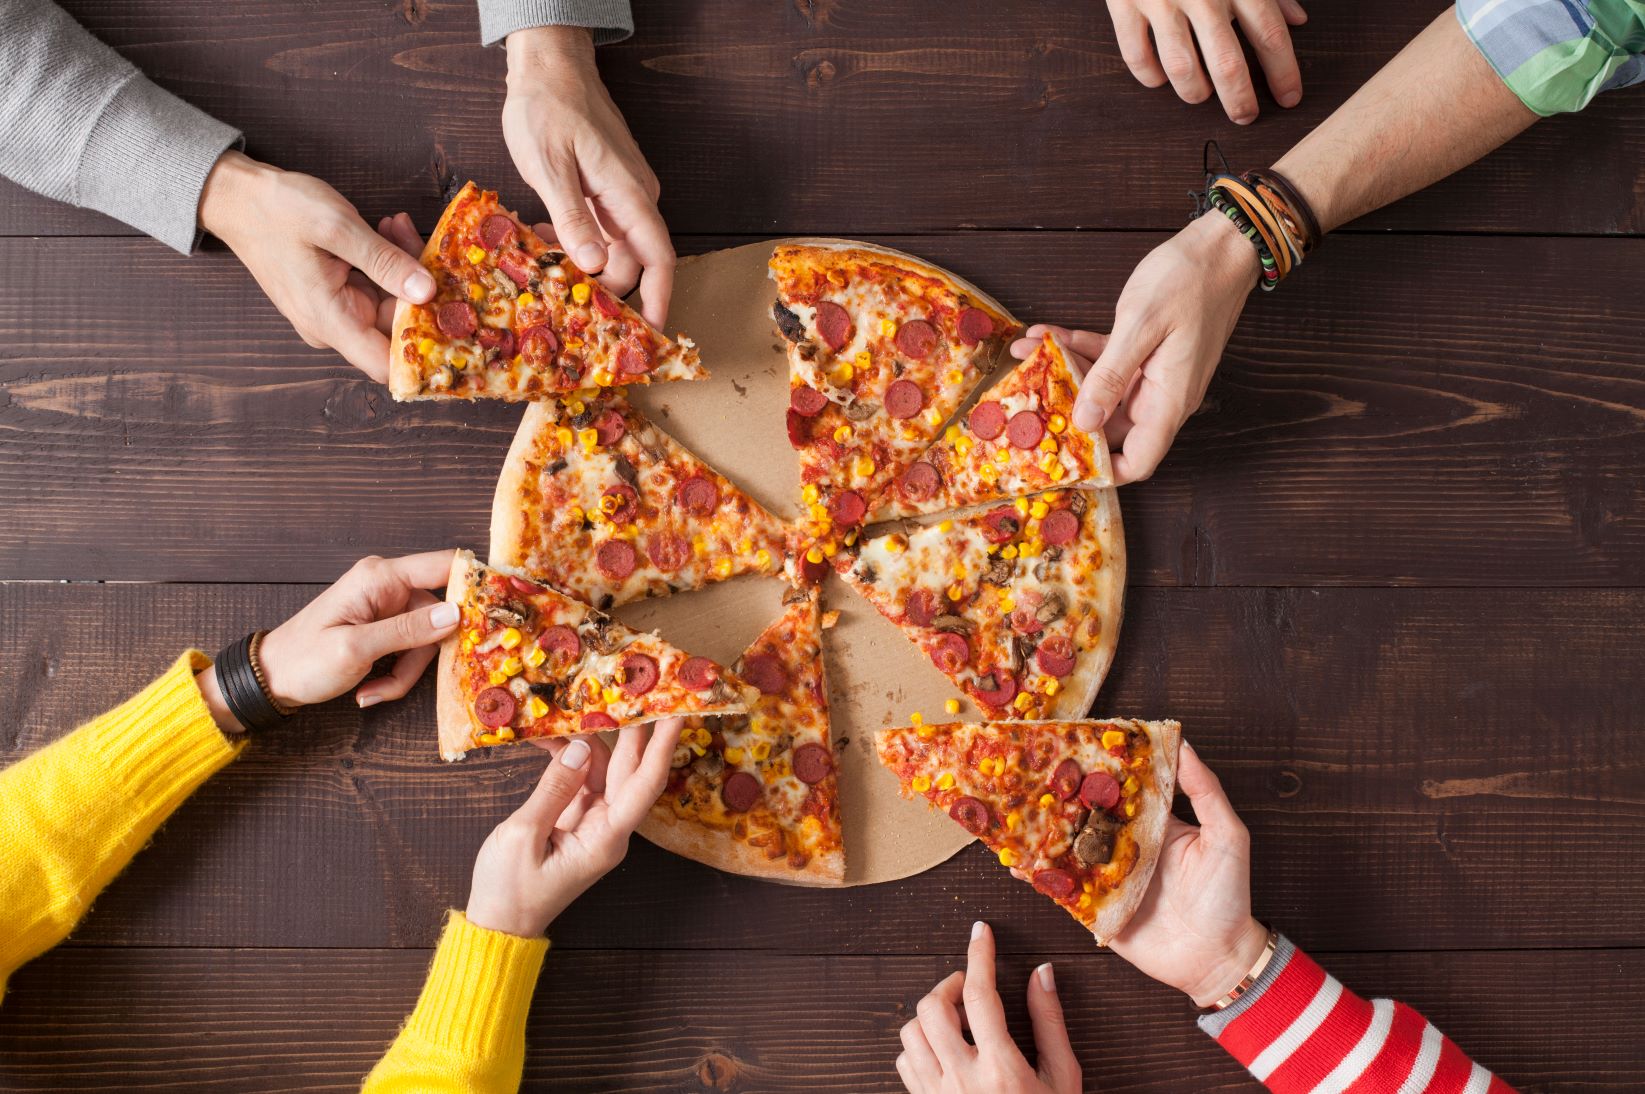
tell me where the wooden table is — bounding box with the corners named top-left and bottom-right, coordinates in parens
top-left (2, 2), bottom-right (1642, 1090)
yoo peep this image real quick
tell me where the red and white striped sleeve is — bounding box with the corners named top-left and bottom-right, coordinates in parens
top-left (1196, 937), bottom-right (1519, 1094)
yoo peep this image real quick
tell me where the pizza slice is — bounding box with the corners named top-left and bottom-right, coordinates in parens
top-left (491, 390), bottom-right (789, 607)
top-left (436, 550), bottom-right (748, 761)
top-left (640, 587), bottom-right (844, 885)
top-left (874, 332), bottom-right (1112, 520)
top-left (391, 182), bottom-right (703, 401)
top-left (770, 242), bottom-right (1020, 544)
top-left (876, 719), bottom-right (1180, 944)
top-left (834, 489), bottom-right (1123, 719)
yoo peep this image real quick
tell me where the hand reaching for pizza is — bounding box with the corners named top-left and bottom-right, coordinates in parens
top-left (1106, 742), bottom-right (1271, 1007)
top-left (896, 921), bottom-right (1081, 1094)
top-left (1015, 212), bottom-right (1258, 484)
top-left (501, 25), bottom-right (674, 329)
top-left (198, 150), bottom-right (436, 382)
top-left (464, 720), bottom-right (680, 938)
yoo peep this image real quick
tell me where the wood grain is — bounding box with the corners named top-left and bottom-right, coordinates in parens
top-left (4, 580), bottom-right (1640, 953)
top-left (3, 1), bottom-right (1643, 238)
top-left (2, 232), bottom-right (1641, 585)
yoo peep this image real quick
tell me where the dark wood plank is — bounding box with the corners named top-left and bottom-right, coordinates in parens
top-left (4, 581), bottom-right (1640, 952)
top-left (2, 232), bottom-right (1640, 585)
top-left (0, 946), bottom-right (1638, 1092)
top-left (4, 1), bottom-right (1643, 237)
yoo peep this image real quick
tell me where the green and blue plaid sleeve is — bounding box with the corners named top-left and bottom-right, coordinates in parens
top-left (1458, 0), bottom-right (1645, 115)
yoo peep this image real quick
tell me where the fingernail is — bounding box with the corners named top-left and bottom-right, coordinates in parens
top-left (971, 920), bottom-right (986, 941)
top-left (405, 269), bottom-right (435, 299)
top-left (575, 242), bottom-right (605, 270)
top-left (561, 739), bottom-right (591, 770)
top-left (430, 602), bottom-right (459, 628)
top-left (357, 693), bottom-right (383, 709)
top-left (1279, 90), bottom-right (1301, 107)
top-left (1036, 962), bottom-right (1056, 992)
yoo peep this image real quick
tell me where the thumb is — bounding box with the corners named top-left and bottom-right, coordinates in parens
top-left (1027, 963), bottom-right (1081, 1091)
top-left (1175, 741), bottom-right (1247, 844)
top-left (322, 211), bottom-right (436, 303)
top-left (347, 600), bottom-right (460, 664)
top-left (528, 160), bottom-right (609, 273)
top-left (1072, 317), bottom-right (1152, 434)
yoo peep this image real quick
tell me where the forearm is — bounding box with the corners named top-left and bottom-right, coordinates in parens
top-left (476, 0), bottom-right (633, 47)
top-left (1272, 7), bottom-right (1536, 233)
top-left (0, 0), bottom-right (241, 253)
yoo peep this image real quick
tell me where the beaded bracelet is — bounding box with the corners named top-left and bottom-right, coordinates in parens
top-left (1194, 142), bottom-right (1325, 292)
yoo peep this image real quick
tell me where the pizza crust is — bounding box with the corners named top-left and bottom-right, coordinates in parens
top-left (637, 807), bottom-right (846, 888)
top-left (435, 549), bottom-right (480, 761)
top-left (487, 401), bottom-right (547, 571)
top-left (1091, 719), bottom-right (1181, 946)
top-left (389, 182), bottom-right (478, 402)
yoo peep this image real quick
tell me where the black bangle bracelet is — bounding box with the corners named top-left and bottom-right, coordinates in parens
top-left (215, 631), bottom-right (288, 734)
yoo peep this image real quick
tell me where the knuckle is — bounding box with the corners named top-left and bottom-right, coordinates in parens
top-left (1158, 50), bottom-right (1197, 81)
top-left (915, 995), bottom-right (941, 1020)
top-left (1086, 367), bottom-right (1129, 402)
top-left (1209, 47), bottom-right (1247, 80)
top-left (1253, 19), bottom-right (1292, 53)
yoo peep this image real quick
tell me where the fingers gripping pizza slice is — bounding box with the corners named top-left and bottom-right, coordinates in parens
top-left (391, 182), bottom-right (704, 401)
top-left (876, 719), bottom-right (1180, 944)
top-left (437, 551), bottom-right (748, 760)
top-left (770, 243), bottom-right (1020, 545)
top-left (875, 332), bottom-right (1112, 520)
top-left (491, 391), bottom-right (789, 607)
top-left (640, 587), bottom-right (845, 885)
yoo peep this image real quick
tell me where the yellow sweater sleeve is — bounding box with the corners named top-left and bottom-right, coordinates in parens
top-left (363, 911), bottom-right (549, 1094)
top-left (0, 650), bottom-right (242, 1004)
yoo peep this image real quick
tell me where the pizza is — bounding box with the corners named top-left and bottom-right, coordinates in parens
top-left (491, 390), bottom-right (789, 607)
top-left (876, 719), bottom-right (1179, 944)
top-left (875, 332), bottom-right (1112, 520)
top-left (436, 550), bottom-right (747, 761)
top-left (833, 488), bottom-right (1124, 719)
top-left (639, 587), bottom-right (844, 885)
top-left (770, 242), bottom-right (1020, 552)
top-left (390, 182), bottom-right (703, 401)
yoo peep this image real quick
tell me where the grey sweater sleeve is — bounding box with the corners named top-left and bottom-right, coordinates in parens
top-left (0, 0), bottom-right (242, 253)
top-left (476, 0), bottom-right (634, 47)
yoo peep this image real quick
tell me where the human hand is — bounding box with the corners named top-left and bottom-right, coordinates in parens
top-left (464, 720), bottom-right (681, 937)
top-left (1106, 0), bottom-right (1306, 124)
top-left (502, 25), bottom-right (674, 329)
top-left (897, 921), bottom-right (1081, 1094)
top-left (1014, 212), bottom-right (1258, 484)
top-left (199, 150), bottom-right (436, 382)
top-left (1108, 742), bottom-right (1269, 1007)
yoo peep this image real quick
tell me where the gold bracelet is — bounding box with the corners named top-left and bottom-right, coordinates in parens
top-left (1199, 922), bottom-right (1279, 1014)
top-left (248, 630), bottom-right (293, 717)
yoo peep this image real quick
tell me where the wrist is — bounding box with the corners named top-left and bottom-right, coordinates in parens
top-left (1189, 209), bottom-right (1262, 290)
top-left (464, 900), bottom-right (552, 940)
top-left (195, 666), bottom-right (248, 738)
top-left (199, 150), bottom-right (277, 244)
top-left (506, 25), bottom-right (596, 85)
top-left (1186, 917), bottom-right (1271, 1008)
top-left (253, 623), bottom-right (305, 711)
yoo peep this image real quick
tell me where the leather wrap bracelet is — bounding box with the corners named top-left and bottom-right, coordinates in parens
top-left (215, 630), bottom-right (290, 734)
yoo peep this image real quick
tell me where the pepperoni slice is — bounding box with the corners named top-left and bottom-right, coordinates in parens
top-left (1036, 636), bottom-right (1076, 679)
top-left (648, 532), bottom-right (690, 573)
top-left (895, 319), bottom-right (938, 359)
top-left (1009, 606), bottom-right (1043, 636)
top-left (791, 385), bottom-right (828, 417)
top-left (479, 214), bottom-right (517, 249)
top-left (507, 575), bottom-right (543, 597)
top-left (581, 711), bottom-right (618, 731)
top-left (829, 490), bottom-right (867, 527)
top-left (1041, 509), bottom-right (1080, 546)
top-left (518, 324), bottom-right (558, 361)
top-left (595, 539), bottom-right (638, 580)
top-left (1007, 410), bottom-right (1046, 450)
top-left (899, 461), bottom-right (941, 502)
top-left (436, 301), bottom-right (478, 338)
top-left (537, 625), bottom-right (581, 658)
top-left (620, 652), bottom-right (659, 696)
top-left (478, 327), bottom-right (516, 358)
top-left (948, 795), bottom-right (992, 835)
top-left (1050, 758), bottom-right (1083, 801)
top-left (722, 771), bottom-right (761, 813)
top-left (1023, 737), bottom-right (1056, 771)
top-left (799, 552), bottom-right (831, 584)
top-left (968, 400), bottom-right (1006, 441)
top-left (904, 588), bottom-right (940, 627)
top-left (786, 408), bottom-right (812, 448)
top-left (592, 289), bottom-right (622, 318)
top-left (792, 742), bottom-right (833, 785)
top-left (676, 475), bottom-right (720, 515)
top-left (499, 254), bottom-right (532, 287)
top-left (474, 687), bottom-right (516, 728)
top-left (956, 307), bottom-right (995, 346)
top-left (814, 301), bottom-right (852, 351)
top-left (741, 653), bottom-right (789, 696)
top-left (679, 656), bottom-right (720, 691)
top-left (931, 632), bottom-right (970, 673)
top-left (884, 379), bottom-right (926, 419)
top-left (975, 671), bottom-right (1017, 708)
top-left (1079, 772), bottom-right (1122, 810)
top-left (616, 340), bottom-right (654, 376)
top-left (1032, 868), bottom-right (1077, 899)
top-left (981, 506), bottom-right (1022, 544)
top-left (602, 483), bottom-right (640, 524)
top-left (593, 409), bottom-right (626, 446)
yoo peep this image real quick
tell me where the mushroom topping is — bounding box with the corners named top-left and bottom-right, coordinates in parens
top-left (983, 558), bottom-right (1015, 587)
top-left (1069, 493), bottom-right (1089, 517)
top-left (1072, 811), bottom-right (1118, 867)
top-left (613, 454), bottom-right (639, 488)
top-left (931, 613), bottom-right (975, 635)
top-left (485, 602), bottom-right (530, 629)
top-left (1035, 592), bottom-right (1068, 626)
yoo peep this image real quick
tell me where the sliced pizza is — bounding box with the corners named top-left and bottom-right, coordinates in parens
top-left (436, 550), bottom-right (747, 760)
top-left (491, 390), bottom-right (789, 607)
top-left (391, 182), bottom-right (703, 401)
top-left (874, 332), bottom-right (1112, 520)
top-left (769, 242), bottom-right (1020, 543)
top-left (876, 718), bottom-right (1180, 944)
top-left (834, 488), bottom-right (1124, 719)
top-left (640, 587), bottom-right (844, 885)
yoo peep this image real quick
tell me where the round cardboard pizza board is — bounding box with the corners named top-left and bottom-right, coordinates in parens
top-left (613, 239), bottom-right (1124, 887)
